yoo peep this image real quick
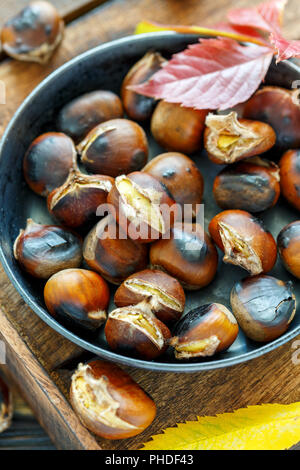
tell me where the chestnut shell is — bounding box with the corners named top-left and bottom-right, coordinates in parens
top-left (277, 221), bottom-right (300, 279)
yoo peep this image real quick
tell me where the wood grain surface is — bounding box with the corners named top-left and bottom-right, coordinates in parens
top-left (0, 0), bottom-right (299, 450)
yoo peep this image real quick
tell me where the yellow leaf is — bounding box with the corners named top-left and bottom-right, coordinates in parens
top-left (142, 403), bottom-right (300, 450)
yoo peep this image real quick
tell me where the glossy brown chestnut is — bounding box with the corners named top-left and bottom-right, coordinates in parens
top-left (204, 112), bottom-right (276, 165)
top-left (121, 51), bottom-right (165, 121)
top-left (44, 268), bottom-right (109, 331)
top-left (0, 375), bottom-right (13, 434)
top-left (151, 101), bottom-right (208, 154)
top-left (230, 275), bottom-right (296, 342)
top-left (1, 1), bottom-right (64, 64)
top-left (107, 171), bottom-right (177, 243)
top-left (57, 90), bottom-right (123, 143)
top-left (143, 152), bottom-right (204, 219)
top-left (13, 218), bottom-right (82, 279)
top-left (213, 157), bottom-right (280, 213)
top-left (47, 168), bottom-right (114, 231)
top-left (83, 215), bottom-right (148, 284)
top-left (279, 149), bottom-right (300, 211)
top-left (150, 223), bottom-right (218, 290)
top-left (170, 303), bottom-right (239, 359)
top-left (23, 132), bottom-right (77, 197)
top-left (78, 118), bottom-right (148, 177)
top-left (243, 86), bottom-right (300, 151)
top-left (70, 360), bottom-right (156, 439)
top-left (105, 300), bottom-right (171, 360)
top-left (114, 269), bottom-right (185, 324)
top-left (209, 210), bottom-right (277, 276)
top-left (277, 221), bottom-right (300, 279)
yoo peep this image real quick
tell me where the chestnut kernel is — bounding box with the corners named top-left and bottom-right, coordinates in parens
top-left (0, 375), bottom-right (13, 434)
top-left (243, 86), bottom-right (300, 151)
top-left (83, 215), bottom-right (148, 284)
top-left (1, 1), bottom-right (64, 64)
top-left (57, 90), bottom-right (123, 144)
top-left (204, 112), bottom-right (276, 165)
top-left (23, 132), bottom-right (77, 197)
top-left (279, 149), bottom-right (300, 211)
top-left (13, 218), bottom-right (82, 279)
top-left (151, 101), bottom-right (208, 154)
top-left (105, 300), bottom-right (171, 360)
top-left (209, 210), bottom-right (277, 275)
top-left (44, 268), bottom-right (109, 330)
top-left (230, 275), bottom-right (296, 342)
top-left (170, 303), bottom-right (238, 359)
top-left (70, 360), bottom-right (156, 439)
top-left (150, 222), bottom-right (218, 290)
top-left (213, 157), bottom-right (280, 213)
top-left (121, 51), bottom-right (165, 121)
top-left (47, 168), bottom-right (114, 231)
top-left (143, 152), bottom-right (204, 219)
top-left (277, 221), bottom-right (300, 279)
top-left (79, 118), bottom-right (148, 177)
top-left (114, 269), bottom-right (185, 324)
top-left (108, 171), bottom-right (177, 243)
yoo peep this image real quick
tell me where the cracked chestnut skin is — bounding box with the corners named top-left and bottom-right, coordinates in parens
top-left (23, 132), bottom-right (77, 197)
top-left (243, 86), bottom-right (300, 152)
top-left (70, 360), bottom-right (156, 439)
top-left (143, 152), bottom-right (204, 219)
top-left (78, 118), bottom-right (148, 177)
top-left (151, 101), bottom-right (208, 154)
top-left (114, 269), bottom-right (185, 324)
top-left (57, 90), bottom-right (123, 144)
top-left (170, 303), bottom-right (239, 359)
top-left (230, 275), bottom-right (296, 342)
top-left (150, 223), bottom-right (218, 290)
top-left (277, 221), bottom-right (300, 279)
top-left (121, 51), bottom-right (165, 121)
top-left (213, 157), bottom-right (280, 213)
top-left (209, 210), bottom-right (277, 276)
top-left (13, 219), bottom-right (82, 279)
top-left (44, 268), bottom-right (109, 331)
top-left (0, 375), bottom-right (13, 434)
top-left (279, 150), bottom-right (300, 212)
top-left (1, 1), bottom-right (64, 64)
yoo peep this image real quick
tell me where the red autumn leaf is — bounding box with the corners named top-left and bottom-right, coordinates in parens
top-left (131, 38), bottom-right (274, 111)
top-left (212, 22), bottom-right (269, 46)
top-left (227, 0), bottom-right (286, 34)
top-left (270, 32), bottom-right (300, 61)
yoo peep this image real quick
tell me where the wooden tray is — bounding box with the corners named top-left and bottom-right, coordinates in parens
top-left (0, 0), bottom-right (300, 450)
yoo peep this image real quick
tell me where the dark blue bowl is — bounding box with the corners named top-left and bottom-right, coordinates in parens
top-left (0, 32), bottom-right (299, 372)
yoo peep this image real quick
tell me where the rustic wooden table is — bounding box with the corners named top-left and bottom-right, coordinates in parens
top-left (0, 0), bottom-right (300, 451)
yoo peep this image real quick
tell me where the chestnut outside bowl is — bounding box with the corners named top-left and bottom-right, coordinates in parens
top-left (0, 32), bottom-right (299, 372)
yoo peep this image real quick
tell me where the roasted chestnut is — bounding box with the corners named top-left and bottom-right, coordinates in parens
top-left (151, 101), bottom-right (208, 154)
top-left (13, 218), bottom-right (82, 279)
top-left (209, 210), bottom-right (277, 276)
top-left (78, 119), bottom-right (148, 177)
top-left (1, 1), bottom-right (64, 64)
top-left (23, 132), bottom-right (77, 197)
top-left (243, 86), bottom-right (300, 151)
top-left (0, 375), bottom-right (13, 434)
top-left (230, 275), bottom-right (296, 342)
top-left (70, 360), bottom-right (156, 439)
top-left (121, 51), bottom-right (165, 121)
top-left (83, 215), bottom-right (148, 284)
top-left (57, 90), bottom-right (124, 143)
top-left (143, 152), bottom-right (204, 219)
top-left (204, 112), bottom-right (276, 165)
top-left (44, 268), bottom-right (109, 330)
top-left (107, 171), bottom-right (177, 243)
top-left (170, 303), bottom-right (238, 359)
top-left (279, 149), bottom-right (300, 211)
top-left (105, 300), bottom-right (171, 360)
top-left (114, 269), bottom-right (185, 324)
top-left (213, 157), bottom-right (280, 212)
top-left (47, 168), bottom-right (114, 231)
top-left (277, 221), bottom-right (300, 279)
top-left (150, 222), bottom-right (218, 290)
